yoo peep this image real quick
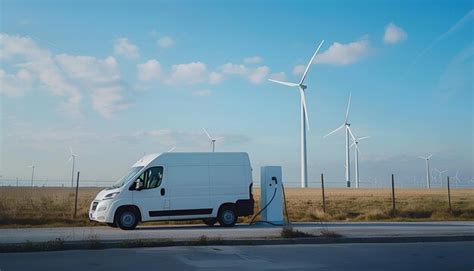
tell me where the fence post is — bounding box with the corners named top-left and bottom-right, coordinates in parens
top-left (74, 171), bottom-right (80, 218)
top-left (447, 176), bottom-right (452, 212)
top-left (321, 173), bottom-right (326, 213)
top-left (391, 174), bottom-right (396, 215)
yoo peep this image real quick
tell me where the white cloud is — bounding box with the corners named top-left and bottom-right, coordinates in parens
top-left (219, 62), bottom-right (248, 75)
top-left (383, 23), bottom-right (407, 44)
top-left (0, 33), bottom-right (83, 117)
top-left (113, 37), bottom-right (139, 59)
top-left (166, 62), bottom-right (208, 85)
top-left (269, 72), bottom-right (286, 81)
top-left (55, 54), bottom-right (129, 118)
top-left (158, 36), bottom-right (175, 48)
top-left (193, 89), bottom-right (212, 96)
top-left (0, 33), bottom-right (130, 118)
top-left (248, 66), bottom-right (269, 84)
top-left (315, 36), bottom-right (372, 65)
top-left (0, 69), bottom-right (33, 97)
top-left (90, 85), bottom-right (130, 118)
top-left (244, 56), bottom-right (263, 64)
top-left (55, 54), bottom-right (120, 83)
top-left (208, 71), bottom-right (223, 85)
top-left (292, 65), bottom-right (305, 75)
top-left (137, 59), bottom-right (162, 81)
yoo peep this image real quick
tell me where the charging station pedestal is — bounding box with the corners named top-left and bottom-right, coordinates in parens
top-left (260, 166), bottom-right (283, 225)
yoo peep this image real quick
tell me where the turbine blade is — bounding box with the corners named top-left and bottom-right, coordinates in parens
top-left (268, 79), bottom-right (299, 87)
top-left (214, 137), bottom-right (224, 141)
top-left (347, 126), bottom-right (356, 141)
top-left (202, 128), bottom-right (212, 140)
top-left (345, 92), bottom-right (352, 123)
top-left (358, 136), bottom-right (371, 141)
top-left (427, 154), bottom-right (433, 159)
top-left (418, 156), bottom-right (426, 160)
top-left (299, 87), bottom-right (310, 130)
top-left (299, 40), bottom-right (325, 85)
top-left (324, 124), bottom-right (345, 138)
top-left (350, 142), bottom-right (356, 148)
top-left (69, 146), bottom-right (73, 155)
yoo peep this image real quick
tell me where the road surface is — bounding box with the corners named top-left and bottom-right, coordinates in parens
top-left (0, 221), bottom-right (472, 244)
top-left (1, 242), bottom-right (473, 271)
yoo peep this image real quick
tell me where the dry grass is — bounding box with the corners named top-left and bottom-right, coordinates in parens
top-left (0, 187), bottom-right (473, 228)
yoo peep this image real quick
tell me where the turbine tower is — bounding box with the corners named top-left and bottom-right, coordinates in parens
top-left (324, 92), bottom-right (353, 188)
top-left (27, 164), bottom-right (35, 187)
top-left (349, 130), bottom-right (370, 189)
top-left (268, 40), bottom-right (325, 188)
top-left (418, 154), bottom-right (433, 188)
top-left (67, 147), bottom-right (78, 188)
top-left (202, 128), bottom-right (223, 152)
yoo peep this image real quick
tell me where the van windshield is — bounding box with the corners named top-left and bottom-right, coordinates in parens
top-left (111, 166), bottom-right (144, 188)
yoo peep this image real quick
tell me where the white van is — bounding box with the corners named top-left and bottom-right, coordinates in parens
top-left (89, 152), bottom-right (254, 230)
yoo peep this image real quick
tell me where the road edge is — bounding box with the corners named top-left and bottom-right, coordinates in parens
top-left (1, 235), bottom-right (473, 253)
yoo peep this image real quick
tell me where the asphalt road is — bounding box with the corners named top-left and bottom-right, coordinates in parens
top-left (0, 221), bottom-right (473, 244)
top-left (1, 242), bottom-right (473, 271)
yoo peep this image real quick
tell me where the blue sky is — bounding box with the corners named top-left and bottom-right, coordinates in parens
top-left (1, 1), bottom-right (473, 187)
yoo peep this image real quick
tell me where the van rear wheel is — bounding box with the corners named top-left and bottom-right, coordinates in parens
top-left (218, 206), bottom-right (237, 227)
top-left (116, 208), bottom-right (138, 230)
top-left (203, 218), bottom-right (218, 226)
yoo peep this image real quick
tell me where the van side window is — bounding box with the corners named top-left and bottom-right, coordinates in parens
top-left (138, 167), bottom-right (163, 189)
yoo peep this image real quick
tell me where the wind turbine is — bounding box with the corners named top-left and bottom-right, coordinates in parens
top-left (268, 40), bottom-right (324, 188)
top-left (27, 164), bottom-right (35, 187)
top-left (202, 128), bottom-right (223, 152)
top-left (324, 92), bottom-right (353, 188)
top-left (67, 147), bottom-right (78, 188)
top-left (349, 132), bottom-right (370, 189)
top-left (434, 168), bottom-right (447, 188)
top-left (455, 170), bottom-right (461, 188)
top-left (418, 154), bottom-right (433, 188)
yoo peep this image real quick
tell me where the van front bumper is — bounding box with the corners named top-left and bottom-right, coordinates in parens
top-left (89, 200), bottom-right (112, 222)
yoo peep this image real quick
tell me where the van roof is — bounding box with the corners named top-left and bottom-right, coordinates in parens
top-left (132, 152), bottom-right (249, 168)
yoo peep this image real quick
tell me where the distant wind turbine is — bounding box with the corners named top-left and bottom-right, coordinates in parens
top-left (27, 164), bottom-right (35, 187)
top-left (455, 170), bottom-right (461, 188)
top-left (418, 154), bottom-right (433, 188)
top-left (202, 128), bottom-right (223, 152)
top-left (67, 147), bottom-right (78, 188)
top-left (268, 40), bottom-right (325, 188)
top-left (434, 168), bottom-right (447, 188)
top-left (325, 92), bottom-right (353, 188)
top-left (349, 132), bottom-right (370, 189)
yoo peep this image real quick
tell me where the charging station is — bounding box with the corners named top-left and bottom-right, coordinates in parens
top-left (260, 166), bottom-right (283, 225)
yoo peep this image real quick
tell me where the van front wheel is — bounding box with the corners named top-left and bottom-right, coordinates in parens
top-left (218, 206), bottom-right (237, 227)
top-left (116, 208), bottom-right (138, 230)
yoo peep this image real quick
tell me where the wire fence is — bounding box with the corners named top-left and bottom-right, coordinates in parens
top-left (0, 177), bottom-right (472, 188)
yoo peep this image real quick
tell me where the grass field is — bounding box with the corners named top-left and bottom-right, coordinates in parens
top-left (0, 187), bottom-right (473, 228)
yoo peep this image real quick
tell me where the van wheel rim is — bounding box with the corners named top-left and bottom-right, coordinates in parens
top-left (222, 210), bottom-right (235, 224)
top-left (121, 212), bottom-right (135, 227)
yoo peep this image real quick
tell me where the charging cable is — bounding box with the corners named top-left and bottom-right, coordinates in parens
top-left (249, 176), bottom-right (291, 226)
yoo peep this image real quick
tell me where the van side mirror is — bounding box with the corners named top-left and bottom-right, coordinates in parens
top-left (135, 179), bottom-right (143, 191)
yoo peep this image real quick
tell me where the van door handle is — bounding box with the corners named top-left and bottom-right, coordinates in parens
top-left (161, 188), bottom-right (165, 196)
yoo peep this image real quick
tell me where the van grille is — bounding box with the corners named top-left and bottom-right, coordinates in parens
top-left (92, 201), bottom-right (98, 211)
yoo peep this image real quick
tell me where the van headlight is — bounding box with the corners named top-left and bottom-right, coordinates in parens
top-left (103, 192), bottom-right (120, 200)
